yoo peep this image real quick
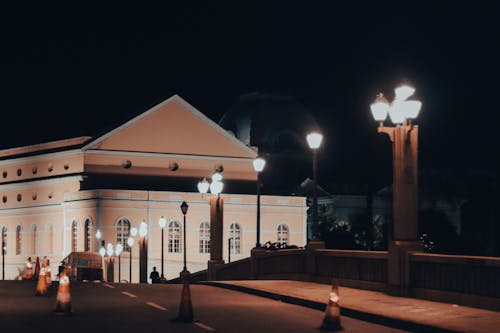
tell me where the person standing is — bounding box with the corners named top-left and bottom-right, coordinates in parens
top-left (149, 266), bottom-right (160, 284)
top-left (25, 257), bottom-right (33, 280)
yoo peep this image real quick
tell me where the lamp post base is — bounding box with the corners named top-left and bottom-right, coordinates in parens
top-left (387, 240), bottom-right (423, 297)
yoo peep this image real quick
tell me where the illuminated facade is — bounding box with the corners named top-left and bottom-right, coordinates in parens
top-left (0, 95), bottom-right (307, 281)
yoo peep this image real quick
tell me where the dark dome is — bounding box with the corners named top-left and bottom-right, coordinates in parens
top-left (219, 92), bottom-right (319, 194)
top-left (219, 92), bottom-right (319, 155)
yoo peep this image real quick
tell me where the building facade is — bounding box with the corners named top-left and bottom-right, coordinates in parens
top-left (0, 95), bottom-right (307, 281)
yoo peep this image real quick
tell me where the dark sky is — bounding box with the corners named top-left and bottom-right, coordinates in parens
top-left (0, 2), bottom-right (498, 187)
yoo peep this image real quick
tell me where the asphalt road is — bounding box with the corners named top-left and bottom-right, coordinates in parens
top-left (0, 281), bottom-right (410, 333)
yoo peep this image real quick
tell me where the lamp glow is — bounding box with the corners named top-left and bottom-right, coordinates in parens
top-left (106, 243), bottom-right (114, 256)
top-left (253, 158), bottom-right (266, 172)
top-left (197, 178), bottom-right (209, 194)
top-left (139, 221), bottom-right (148, 237)
top-left (212, 172), bottom-right (223, 182)
top-left (306, 132), bottom-right (323, 149)
top-left (370, 93), bottom-right (390, 121)
top-left (388, 102), bottom-right (406, 124)
top-left (401, 100), bottom-right (422, 119)
top-left (95, 229), bottom-right (101, 240)
top-left (99, 247), bottom-right (106, 257)
top-left (115, 243), bottom-right (123, 256)
top-left (130, 227), bottom-right (138, 237)
top-left (127, 237), bottom-right (134, 247)
top-left (158, 216), bottom-right (167, 229)
top-left (395, 84), bottom-right (415, 101)
top-left (210, 180), bottom-right (223, 195)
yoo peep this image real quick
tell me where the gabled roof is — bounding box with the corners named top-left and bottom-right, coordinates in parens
top-left (83, 95), bottom-right (257, 159)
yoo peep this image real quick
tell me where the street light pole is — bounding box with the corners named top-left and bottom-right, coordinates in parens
top-left (370, 83), bottom-right (423, 295)
top-left (115, 244), bottom-right (122, 283)
top-left (127, 236), bottom-right (134, 283)
top-left (180, 202), bottom-right (189, 272)
top-left (253, 158), bottom-right (266, 248)
top-left (306, 132), bottom-right (323, 242)
top-left (2, 241), bottom-right (5, 281)
top-left (158, 216), bottom-right (167, 279)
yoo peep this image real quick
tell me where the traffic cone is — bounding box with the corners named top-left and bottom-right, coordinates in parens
top-left (175, 281), bottom-right (194, 322)
top-left (45, 259), bottom-right (52, 288)
top-left (35, 267), bottom-right (48, 296)
top-left (320, 281), bottom-right (342, 331)
top-left (54, 270), bottom-right (72, 316)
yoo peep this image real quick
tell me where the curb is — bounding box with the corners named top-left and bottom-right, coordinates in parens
top-left (199, 281), bottom-right (460, 333)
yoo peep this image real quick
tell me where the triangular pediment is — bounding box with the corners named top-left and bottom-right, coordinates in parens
top-left (83, 95), bottom-right (257, 159)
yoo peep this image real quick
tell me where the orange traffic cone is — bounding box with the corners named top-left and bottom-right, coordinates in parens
top-left (320, 281), bottom-right (342, 331)
top-left (35, 268), bottom-right (48, 296)
top-left (176, 281), bottom-right (194, 322)
top-left (45, 260), bottom-right (52, 288)
top-left (54, 270), bottom-right (72, 316)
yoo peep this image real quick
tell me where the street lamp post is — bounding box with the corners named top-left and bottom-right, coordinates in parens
top-left (198, 172), bottom-right (224, 281)
top-left (106, 243), bottom-right (114, 282)
top-left (370, 82), bottom-right (423, 295)
top-left (2, 240), bottom-right (5, 281)
top-left (306, 132), bottom-right (323, 243)
top-left (158, 216), bottom-right (167, 280)
top-left (138, 221), bottom-right (148, 283)
top-left (253, 158), bottom-right (266, 248)
top-left (115, 244), bottom-right (123, 283)
top-left (127, 236), bottom-right (134, 283)
top-left (180, 202), bottom-right (189, 273)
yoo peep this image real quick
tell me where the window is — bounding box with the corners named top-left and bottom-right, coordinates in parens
top-left (16, 225), bottom-right (21, 255)
top-left (199, 222), bottom-right (210, 254)
top-left (116, 218), bottom-right (131, 252)
top-left (84, 219), bottom-right (92, 252)
top-left (71, 221), bottom-right (78, 252)
top-left (47, 224), bottom-right (53, 254)
top-left (168, 221), bottom-right (181, 253)
top-left (32, 225), bottom-right (37, 254)
top-left (1, 226), bottom-right (7, 255)
top-left (277, 224), bottom-right (289, 245)
top-left (229, 223), bottom-right (241, 255)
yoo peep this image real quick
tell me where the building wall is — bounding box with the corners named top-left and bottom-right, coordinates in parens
top-left (1, 188), bottom-right (306, 282)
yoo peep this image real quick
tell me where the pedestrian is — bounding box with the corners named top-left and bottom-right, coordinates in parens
top-left (149, 266), bottom-right (160, 284)
top-left (34, 257), bottom-right (41, 280)
top-left (26, 257), bottom-right (33, 280)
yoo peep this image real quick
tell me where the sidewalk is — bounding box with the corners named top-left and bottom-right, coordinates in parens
top-left (200, 280), bottom-right (500, 333)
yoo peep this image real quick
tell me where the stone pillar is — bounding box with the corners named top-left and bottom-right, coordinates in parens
top-left (379, 124), bottom-right (422, 296)
top-left (139, 237), bottom-right (148, 283)
top-left (208, 196), bottom-right (224, 280)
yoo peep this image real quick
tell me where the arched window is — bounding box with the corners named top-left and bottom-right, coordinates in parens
top-left (229, 223), bottom-right (241, 255)
top-left (199, 222), bottom-right (210, 254)
top-left (277, 224), bottom-right (289, 245)
top-left (16, 225), bottom-right (22, 255)
top-left (168, 221), bottom-right (181, 253)
top-left (47, 224), bottom-right (53, 254)
top-left (116, 218), bottom-right (131, 252)
top-left (32, 225), bottom-right (37, 254)
top-left (1, 226), bottom-right (7, 255)
top-left (84, 218), bottom-right (92, 252)
top-left (71, 221), bottom-right (78, 252)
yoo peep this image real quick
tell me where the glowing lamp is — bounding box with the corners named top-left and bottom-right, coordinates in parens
top-left (370, 93), bottom-right (390, 121)
top-left (388, 102), bottom-right (406, 124)
top-left (99, 247), bottom-right (106, 257)
top-left (127, 237), bottom-right (134, 247)
top-left (95, 229), bottom-right (102, 240)
top-left (197, 178), bottom-right (209, 194)
top-left (139, 221), bottom-right (148, 237)
top-left (210, 180), bottom-right (223, 195)
top-left (306, 132), bottom-right (323, 149)
top-left (395, 84), bottom-right (415, 101)
top-left (130, 227), bottom-right (138, 237)
top-left (106, 243), bottom-right (114, 256)
top-left (401, 100), bottom-right (422, 119)
top-left (253, 158), bottom-right (266, 173)
top-left (212, 172), bottom-right (223, 182)
top-left (158, 216), bottom-right (167, 229)
top-left (115, 244), bottom-right (123, 256)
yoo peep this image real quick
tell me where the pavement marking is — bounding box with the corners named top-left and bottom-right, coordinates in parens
top-left (146, 302), bottom-right (167, 311)
top-left (103, 284), bottom-right (116, 289)
top-left (194, 322), bottom-right (216, 331)
top-left (121, 291), bottom-right (137, 298)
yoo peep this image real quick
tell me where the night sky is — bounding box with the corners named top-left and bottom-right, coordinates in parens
top-left (0, 2), bottom-right (498, 188)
